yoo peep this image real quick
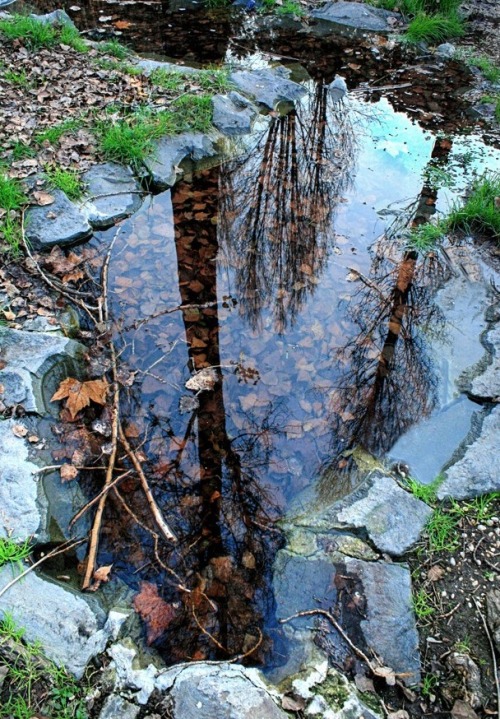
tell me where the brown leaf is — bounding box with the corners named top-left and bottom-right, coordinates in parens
top-left (114, 19), bottom-right (132, 29)
top-left (133, 581), bottom-right (176, 644)
top-left (33, 190), bottom-right (55, 206)
top-left (373, 666), bottom-right (396, 686)
top-left (427, 565), bottom-right (445, 582)
top-left (93, 564), bottom-right (112, 583)
top-left (2, 309), bottom-right (15, 321)
top-left (12, 424), bottom-right (28, 438)
top-left (62, 270), bottom-right (85, 284)
top-left (60, 463), bottom-right (79, 482)
top-left (281, 696), bottom-right (305, 712)
top-left (51, 377), bottom-right (108, 419)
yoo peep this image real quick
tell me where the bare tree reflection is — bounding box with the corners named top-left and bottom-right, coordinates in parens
top-left (219, 84), bottom-right (357, 332)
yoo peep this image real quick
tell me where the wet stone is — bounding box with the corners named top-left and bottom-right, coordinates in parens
top-left (212, 93), bottom-right (257, 136)
top-left (311, 1), bottom-right (400, 33)
top-left (0, 327), bottom-right (84, 414)
top-left (0, 567), bottom-right (127, 678)
top-left (135, 59), bottom-right (200, 76)
top-left (0, 419), bottom-right (43, 541)
top-left (229, 68), bottom-right (307, 109)
top-left (470, 323), bottom-right (500, 399)
top-left (25, 189), bottom-right (92, 249)
top-left (437, 406), bottom-right (500, 500)
top-left (143, 133), bottom-right (218, 191)
top-left (99, 695), bottom-right (140, 719)
top-left (435, 43), bottom-right (456, 58)
top-left (80, 162), bottom-right (143, 229)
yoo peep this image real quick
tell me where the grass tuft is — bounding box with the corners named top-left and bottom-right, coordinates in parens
top-left (407, 222), bottom-right (446, 251)
top-left (36, 119), bottom-right (83, 146)
top-left (405, 12), bottom-right (465, 44)
top-left (0, 174), bottom-right (27, 253)
top-left (481, 95), bottom-right (500, 123)
top-left (0, 15), bottom-right (87, 52)
top-left (45, 167), bottom-right (84, 201)
top-left (100, 39), bottom-right (130, 59)
top-left (0, 537), bottom-right (32, 567)
top-left (447, 172), bottom-right (500, 238)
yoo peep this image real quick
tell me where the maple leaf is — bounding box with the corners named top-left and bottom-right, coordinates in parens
top-left (51, 377), bottom-right (109, 419)
top-left (133, 581), bottom-right (176, 644)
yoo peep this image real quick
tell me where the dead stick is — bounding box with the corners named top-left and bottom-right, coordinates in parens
top-left (472, 597), bottom-right (500, 716)
top-left (69, 469), bottom-right (133, 529)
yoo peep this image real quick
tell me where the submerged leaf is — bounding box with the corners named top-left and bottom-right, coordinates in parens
top-left (133, 581), bottom-right (176, 644)
top-left (51, 377), bottom-right (108, 419)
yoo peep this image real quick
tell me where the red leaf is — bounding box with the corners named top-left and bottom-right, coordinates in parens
top-left (133, 581), bottom-right (176, 644)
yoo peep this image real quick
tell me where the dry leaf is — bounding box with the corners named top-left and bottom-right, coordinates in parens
top-left (33, 190), bottom-right (55, 206)
top-left (62, 270), bottom-right (85, 284)
top-left (12, 424), bottom-right (28, 438)
top-left (427, 565), bottom-right (445, 582)
top-left (114, 19), bottom-right (132, 29)
top-left (51, 377), bottom-right (109, 419)
top-left (2, 309), bottom-right (15, 321)
top-left (133, 581), bottom-right (176, 644)
top-left (94, 564), bottom-right (112, 583)
top-left (60, 463), bottom-right (79, 482)
top-left (373, 666), bottom-right (396, 686)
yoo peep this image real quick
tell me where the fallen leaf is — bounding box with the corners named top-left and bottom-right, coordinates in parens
top-left (94, 564), bottom-right (112, 583)
top-left (387, 712), bottom-right (410, 719)
top-left (2, 309), bottom-right (15, 321)
top-left (51, 377), bottom-right (108, 419)
top-left (133, 581), bottom-right (176, 644)
top-left (373, 665), bottom-right (396, 686)
top-left (354, 673), bottom-right (375, 693)
top-left (427, 565), bottom-right (445, 582)
top-left (60, 463), bottom-right (79, 482)
top-left (12, 424), bottom-right (28, 438)
top-left (114, 19), bottom-right (132, 29)
top-left (62, 270), bottom-right (85, 284)
top-left (451, 700), bottom-right (479, 719)
top-left (33, 190), bottom-right (54, 206)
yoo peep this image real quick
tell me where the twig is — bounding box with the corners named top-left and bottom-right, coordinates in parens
top-left (0, 539), bottom-right (85, 600)
top-left (69, 469), bottom-right (133, 529)
top-left (472, 597), bottom-right (500, 716)
top-left (192, 606), bottom-right (229, 653)
top-left (32, 465), bottom-right (108, 474)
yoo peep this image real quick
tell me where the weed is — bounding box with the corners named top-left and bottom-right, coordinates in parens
top-left (36, 118), bottom-right (83, 146)
top-left (0, 173), bottom-right (26, 253)
top-left (95, 57), bottom-right (142, 75)
top-left (450, 492), bottom-right (500, 523)
top-left (149, 68), bottom-right (186, 92)
top-left (100, 39), bottom-right (130, 59)
top-left (170, 94), bottom-right (213, 133)
top-left (3, 69), bottom-right (30, 87)
top-left (405, 475), bottom-right (443, 505)
top-left (420, 673), bottom-right (438, 697)
top-left (405, 12), bottom-right (465, 44)
top-left (484, 570), bottom-right (496, 581)
top-left (447, 172), bottom-right (500, 238)
top-left (425, 507), bottom-right (460, 552)
top-left (45, 167), bottom-right (83, 201)
top-left (150, 67), bottom-right (231, 94)
top-left (0, 537), bottom-right (32, 567)
top-left (0, 174), bottom-right (26, 212)
top-left (10, 142), bottom-right (37, 161)
top-left (454, 636), bottom-right (471, 653)
top-left (463, 54), bottom-right (500, 84)
top-left (0, 15), bottom-right (87, 52)
top-left (407, 222), bottom-right (446, 251)
top-left (260, 0), bottom-right (305, 16)
top-left (413, 588), bottom-right (435, 620)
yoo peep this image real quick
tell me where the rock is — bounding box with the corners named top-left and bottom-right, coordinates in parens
top-left (143, 133), bottom-right (218, 191)
top-left (0, 567), bottom-right (127, 678)
top-left (0, 419), bottom-right (43, 540)
top-left (312, 2), bottom-right (400, 33)
top-left (451, 699), bottom-right (480, 719)
top-left (135, 59), bottom-right (200, 76)
top-left (435, 43), bottom-right (456, 58)
top-left (336, 474), bottom-right (432, 556)
top-left (25, 189), bottom-right (92, 249)
top-left (446, 653), bottom-right (484, 710)
top-left (346, 558), bottom-right (421, 684)
top-left (229, 68), bottom-right (307, 109)
top-left (437, 406), bottom-right (500, 499)
top-left (107, 640), bottom-right (159, 705)
top-left (155, 663), bottom-right (288, 719)
top-left (29, 9), bottom-right (76, 28)
top-left (486, 589), bottom-right (500, 653)
top-left (470, 323), bottom-right (500, 400)
top-left (0, 327), bottom-right (84, 414)
top-left (80, 163), bottom-right (143, 229)
top-left (99, 695), bottom-right (140, 719)
top-left (212, 93), bottom-right (257, 136)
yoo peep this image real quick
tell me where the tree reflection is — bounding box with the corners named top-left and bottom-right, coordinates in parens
top-left (219, 84), bottom-right (357, 332)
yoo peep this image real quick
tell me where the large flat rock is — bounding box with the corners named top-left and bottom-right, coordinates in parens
top-left (471, 322), bottom-right (500, 399)
top-left (229, 68), bottom-right (307, 109)
top-left (0, 419), bottom-right (43, 540)
top-left (312, 2), bottom-right (400, 32)
top-left (437, 406), bottom-right (500, 500)
top-left (0, 567), bottom-right (127, 678)
top-left (212, 92), bottom-right (258, 136)
top-left (80, 162), bottom-right (143, 229)
top-left (0, 327), bottom-right (84, 414)
top-left (143, 133), bottom-right (218, 190)
top-left (25, 188), bottom-right (92, 249)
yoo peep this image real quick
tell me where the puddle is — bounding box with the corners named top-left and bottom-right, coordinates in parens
top-left (15, 0), bottom-right (500, 667)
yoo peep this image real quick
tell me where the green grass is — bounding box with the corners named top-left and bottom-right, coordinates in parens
top-left (0, 615), bottom-right (88, 719)
top-left (45, 167), bottom-right (84, 201)
top-left (0, 174), bottom-right (27, 253)
top-left (94, 57), bottom-right (142, 76)
top-left (481, 95), bottom-right (500, 122)
top-left (447, 172), bottom-right (500, 238)
top-left (413, 588), bottom-right (435, 620)
top-left (3, 70), bottom-right (30, 87)
top-left (100, 39), bottom-right (130, 59)
top-left (36, 118), bottom-right (83, 146)
top-left (420, 673), bottom-right (438, 697)
top-left (150, 68), bottom-right (186, 92)
top-left (0, 538), bottom-right (32, 567)
top-left (10, 142), bottom-right (37, 161)
top-left (405, 12), bottom-right (465, 44)
top-left (407, 221), bottom-right (446, 251)
top-left (425, 507), bottom-right (460, 552)
top-left (260, 0), bottom-right (305, 16)
top-left (404, 475), bottom-right (443, 505)
top-left (450, 492), bottom-right (500, 523)
top-left (0, 15), bottom-right (87, 53)
top-left (150, 67), bottom-right (231, 94)
top-left (99, 95), bottom-right (213, 167)
top-left (463, 54), bottom-right (500, 84)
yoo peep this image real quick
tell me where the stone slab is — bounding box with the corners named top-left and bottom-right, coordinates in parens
top-left (135, 59), bottom-right (200, 76)
top-left (229, 68), bottom-right (307, 109)
top-left (471, 323), bottom-right (500, 399)
top-left (312, 2), bottom-right (400, 32)
top-left (0, 327), bottom-right (84, 414)
top-left (144, 133), bottom-right (218, 190)
top-left (0, 567), bottom-right (127, 678)
top-left (25, 188), bottom-right (92, 249)
top-left (437, 406), bottom-right (500, 500)
top-left (212, 93), bottom-right (257, 136)
top-left (80, 162), bottom-right (143, 229)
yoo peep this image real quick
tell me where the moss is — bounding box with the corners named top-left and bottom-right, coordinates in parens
top-left (314, 671), bottom-right (349, 710)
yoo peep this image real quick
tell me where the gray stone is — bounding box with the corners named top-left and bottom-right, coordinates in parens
top-left (486, 589), bottom-right (500, 653)
top-left (0, 567), bottom-right (127, 678)
top-left (471, 323), bottom-right (500, 399)
top-left (80, 163), bottom-right (143, 229)
top-left (25, 189), bottom-right (92, 249)
top-left (0, 419), bottom-right (42, 540)
top-left (107, 640), bottom-right (159, 705)
top-left (143, 133), bottom-right (218, 190)
top-left (155, 663), bottom-right (288, 719)
top-left (312, 2), bottom-right (400, 33)
top-left (135, 59), bottom-right (200, 76)
top-left (346, 558), bottom-right (420, 684)
top-left (212, 93), bottom-right (257, 136)
top-left (29, 10), bottom-right (76, 28)
top-left (0, 327), bottom-right (84, 414)
top-left (229, 68), bottom-right (307, 109)
top-left (336, 474), bottom-right (432, 556)
top-left (435, 43), bottom-right (456, 58)
top-left (437, 407), bottom-right (500, 500)
top-left (99, 695), bottom-right (140, 719)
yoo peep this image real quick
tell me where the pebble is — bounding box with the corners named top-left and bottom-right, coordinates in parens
top-left (478, 524), bottom-right (487, 531)
top-left (449, 557), bottom-right (456, 566)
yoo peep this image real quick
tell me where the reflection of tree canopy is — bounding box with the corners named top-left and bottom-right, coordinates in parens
top-left (219, 84), bottom-right (357, 331)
